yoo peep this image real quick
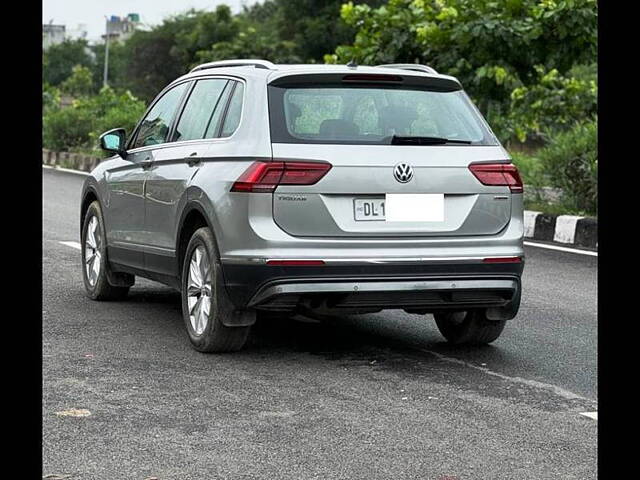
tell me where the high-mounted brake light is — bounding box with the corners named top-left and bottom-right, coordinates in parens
top-left (231, 161), bottom-right (332, 193)
top-left (468, 163), bottom-right (523, 193)
top-left (342, 74), bottom-right (403, 82)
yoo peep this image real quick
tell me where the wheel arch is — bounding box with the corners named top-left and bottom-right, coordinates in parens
top-left (175, 201), bottom-right (223, 283)
top-left (80, 185), bottom-right (101, 233)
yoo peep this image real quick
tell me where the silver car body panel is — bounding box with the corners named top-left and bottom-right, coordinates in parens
top-left (82, 63), bottom-right (524, 312)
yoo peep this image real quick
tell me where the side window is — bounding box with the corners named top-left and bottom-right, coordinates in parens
top-left (173, 79), bottom-right (229, 142)
top-left (132, 82), bottom-right (189, 149)
top-left (204, 85), bottom-right (233, 139)
top-left (220, 82), bottom-right (245, 137)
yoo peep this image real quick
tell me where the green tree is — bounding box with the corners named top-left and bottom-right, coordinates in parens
top-left (43, 39), bottom-right (94, 86)
top-left (42, 83), bottom-right (61, 113)
top-left (508, 64), bottom-right (597, 141)
top-left (90, 41), bottom-right (129, 93)
top-left (257, 0), bottom-right (385, 62)
top-left (43, 86), bottom-right (146, 154)
top-left (195, 19), bottom-right (301, 65)
top-left (121, 6), bottom-right (240, 101)
top-left (328, 0), bottom-right (597, 142)
top-left (537, 119), bottom-right (597, 214)
top-left (60, 64), bottom-right (94, 98)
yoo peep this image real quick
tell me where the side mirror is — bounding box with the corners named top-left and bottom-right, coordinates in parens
top-left (99, 128), bottom-right (128, 159)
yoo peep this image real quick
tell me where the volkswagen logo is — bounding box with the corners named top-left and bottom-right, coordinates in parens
top-left (393, 163), bottom-right (413, 183)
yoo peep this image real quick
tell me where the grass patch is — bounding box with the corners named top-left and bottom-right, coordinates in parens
top-left (523, 199), bottom-right (592, 217)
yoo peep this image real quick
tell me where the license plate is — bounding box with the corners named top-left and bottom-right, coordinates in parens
top-left (354, 194), bottom-right (444, 222)
top-left (354, 198), bottom-right (386, 221)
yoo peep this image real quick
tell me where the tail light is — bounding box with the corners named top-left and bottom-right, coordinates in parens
top-left (231, 161), bottom-right (332, 193)
top-left (468, 163), bottom-right (523, 193)
top-left (483, 257), bottom-right (522, 263)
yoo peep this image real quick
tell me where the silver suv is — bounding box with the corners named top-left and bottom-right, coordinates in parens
top-left (81, 59), bottom-right (524, 352)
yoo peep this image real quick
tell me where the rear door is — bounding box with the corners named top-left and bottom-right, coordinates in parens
top-left (104, 80), bottom-right (190, 268)
top-left (143, 77), bottom-right (243, 275)
top-left (268, 78), bottom-right (515, 238)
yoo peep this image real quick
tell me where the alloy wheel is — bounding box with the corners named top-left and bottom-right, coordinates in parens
top-left (84, 216), bottom-right (102, 286)
top-left (186, 246), bottom-right (213, 335)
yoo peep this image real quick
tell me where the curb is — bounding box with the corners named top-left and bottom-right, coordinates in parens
top-left (524, 210), bottom-right (597, 250)
top-left (43, 148), bottom-right (100, 172)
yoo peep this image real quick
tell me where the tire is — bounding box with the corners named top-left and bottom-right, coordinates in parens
top-left (181, 227), bottom-right (250, 353)
top-left (81, 201), bottom-right (130, 300)
top-left (434, 310), bottom-right (506, 345)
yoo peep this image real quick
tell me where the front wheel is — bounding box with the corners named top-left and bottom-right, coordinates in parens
top-left (434, 310), bottom-right (506, 345)
top-left (181, 227), bottom-right (250, 353)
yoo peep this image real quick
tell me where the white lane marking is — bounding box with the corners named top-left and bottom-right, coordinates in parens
top-left (553, 215), bottom-right (582, 244)
top-left (524, 241), bottom-right (597, 257)
top-left (523, 210), bottom-right (541, 238)
top-left (59, 241), bottom-right (81, 250)
top-left (422, 348), bottom-right (596, 405)
top-left (579, 411), bottom-right (598, 420)
top-left (42, 165), bottom-right (89, 176)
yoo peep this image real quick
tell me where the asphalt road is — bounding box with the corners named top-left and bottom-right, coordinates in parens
top-left (43, 167), bottom-right (597, 480)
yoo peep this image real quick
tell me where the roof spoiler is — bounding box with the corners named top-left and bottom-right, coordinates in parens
top-left (269, 71), bottom-right (461, 91)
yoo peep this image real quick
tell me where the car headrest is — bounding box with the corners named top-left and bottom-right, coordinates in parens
top-left (318, 119), bottom-right (360, 138)
top-left (379, 105), bottom-right (418, 134)
top-left (288, 103), bottom-right (302, 120)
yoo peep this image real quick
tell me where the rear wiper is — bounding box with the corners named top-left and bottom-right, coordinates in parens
top-left (389, 135), bottom-right (472, 145)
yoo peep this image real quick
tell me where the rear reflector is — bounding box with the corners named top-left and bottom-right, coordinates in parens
top-left (231, 161), bottom-right (332, 193)
top-left (266, 260), bottom-right (325, 266)
top-left (468, 163), bottom-right (524, 193)
top-left (482, 257), bottom-right (522, 263)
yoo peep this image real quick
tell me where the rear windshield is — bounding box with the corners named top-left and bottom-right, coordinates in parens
top-left (268, 84), bottom-right (498, 145)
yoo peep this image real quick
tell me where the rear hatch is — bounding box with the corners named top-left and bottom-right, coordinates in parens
top-left (266, 69), bottom-right (520, 238)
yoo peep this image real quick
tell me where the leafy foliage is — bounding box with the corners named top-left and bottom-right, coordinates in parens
top-left (60, 65), bottom-right (94, 98)
top-left (264, 0), bottom-right (384, 62)
top-left (42, 83), bottom-right (61, 113)
top-left (89, 40), bottom-right (129, 93)
top-left (42, 0), bottom-right (598, 216)
top-left (537, 119), bottom-right (597, 215)
top-left (329, 0), bottom-right (597, 142)
top-left (508, 64), bottom-right (597, 141)
top-left (43, 87), bottom-right (146, 154)
top-left (510, 151), bottom-right (545, 190)
top-left (195, 20), bottom-right (301, 65)
top-left (117, 9), bottom-right (230, 102)
top-left (43, 39), bottom-right (94, 86)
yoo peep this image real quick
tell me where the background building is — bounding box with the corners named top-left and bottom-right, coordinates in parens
top-left (66, 23), bottom-right (89, 40)
top-left (101, 13), bottom-right (140, 43)
top-left (42, 22), bottom-right (65, 50)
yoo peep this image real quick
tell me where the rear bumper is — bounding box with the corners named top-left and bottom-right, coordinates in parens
top-left (222, 260), bottom-right (523, 314)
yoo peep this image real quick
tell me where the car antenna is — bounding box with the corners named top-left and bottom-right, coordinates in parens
top-left (346, 58), bottom-right (358, 68)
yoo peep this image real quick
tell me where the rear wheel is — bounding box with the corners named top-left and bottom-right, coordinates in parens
top-left (181, 227), bottom-right (250, 353)
top-left (434, 310), bottom-right (506, 345)
top-left (81, 201), bottom-right (130, 300)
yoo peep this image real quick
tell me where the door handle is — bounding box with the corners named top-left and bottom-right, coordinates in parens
top-left (185, 152), bottom-right (201, 167)
top-left (141, 158), bottom-right (154, 170)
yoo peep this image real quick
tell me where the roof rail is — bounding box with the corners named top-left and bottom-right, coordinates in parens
top-left (190, 59), bottom-right (276, 73)
top-left (377, 63), bottom-right (438, 75)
